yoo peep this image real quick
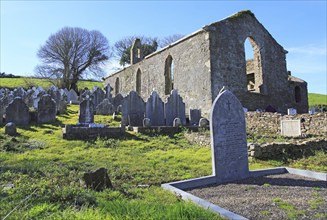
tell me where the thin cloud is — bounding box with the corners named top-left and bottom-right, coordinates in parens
top-left (287, 44), bottom-right (326, 56)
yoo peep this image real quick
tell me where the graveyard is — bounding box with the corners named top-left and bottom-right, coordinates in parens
top-left (0, 83), bottom-right (326, 219)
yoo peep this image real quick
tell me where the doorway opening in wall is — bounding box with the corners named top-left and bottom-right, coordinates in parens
top-left (164, 55), bottom-right (174, 95)
top-left (136, 69), bottom-right (141, 95)
top-left (295, 86), bottom-right (301, 103)
top-left (115, 77), bottom-right (120, 95)
top-left (244, 37), bottom-right (263, 93)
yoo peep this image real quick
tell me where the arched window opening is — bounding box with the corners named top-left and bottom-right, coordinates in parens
top-left (136, 69), bottom-right (142, 95)
top-left (244, 37), bottom-right (263, 93)
top-left (115, 77), bottom-right (120, 95)
top-left (164, 55), bottom-right (174, 95)
top-left (295, 86), bottom-right (301, 103)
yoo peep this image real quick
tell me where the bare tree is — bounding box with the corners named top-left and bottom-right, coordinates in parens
top-left (159, 34), bottom-right (184, 48)
top-left (35, 27), bottom-right (111, 91)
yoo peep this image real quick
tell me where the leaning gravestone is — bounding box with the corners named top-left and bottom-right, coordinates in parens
top-left (145, 91), bottom-right (165, 126)
top-left (210, 89), bottom-right (249, 182)
top-left (37, 94), bottom-right (57, 124)
top-left (164, 90), bottom-right (186, 126)
top-left (122, 91), bottom-right (145, 126)
top-left (79, 97), bottom-right (94, 124)
top-left (281, 119), bottom-right (301, 137)
top-left (5, 97), bottom-right (30, 125)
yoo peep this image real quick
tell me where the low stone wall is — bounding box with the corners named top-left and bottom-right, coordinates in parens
top-left (246, 112), bottom-right (327, 137)
top-left (63, 125), bottom-right (125, 140)
top-left (248, 139), bottom-right (327, 161)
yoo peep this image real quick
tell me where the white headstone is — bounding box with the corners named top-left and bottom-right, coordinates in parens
top-left (287, 108), bottom-right (297, 115)
top-left (281, 120), bottom-right (301, 137)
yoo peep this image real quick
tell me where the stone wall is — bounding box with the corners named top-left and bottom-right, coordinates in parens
top-left (104, 31), bottom-right (212, 117)
top-left (184, 112), bottom-right (326, 160)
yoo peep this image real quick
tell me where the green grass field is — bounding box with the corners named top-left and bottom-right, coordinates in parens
top-left (1, 105), bottom-right (326, 219)
top-left (308, 93), bottom-right (327, 107)
top-left (0, 77), bottom-right (103, 91)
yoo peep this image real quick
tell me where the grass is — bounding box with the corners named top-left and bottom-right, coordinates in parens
top-left (0, 103), bottom-right (326, 219)
top-left (0, 77), bottom-right (103, 91)
top-left (0, 105), bottom-right (221, 219)
top-left (308, 93), bottom-right (327, 107)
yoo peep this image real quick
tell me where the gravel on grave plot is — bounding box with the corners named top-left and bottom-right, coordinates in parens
top-left (187, 173), bottom-right (327, 220)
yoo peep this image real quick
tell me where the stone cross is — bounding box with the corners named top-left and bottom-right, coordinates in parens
top-left (210, 89), bottom-right (249, 182)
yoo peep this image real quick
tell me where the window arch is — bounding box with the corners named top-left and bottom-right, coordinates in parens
top-left (136, 69), bottom-right (141, 95)
top-left (295, 86), bottom-right (301, 103)
top-left (115, 77), bottom-right (120, 95)
top-left (244, 37), bottom-right (263, 93)
top-left (164, 55), bottom-right (174, 95)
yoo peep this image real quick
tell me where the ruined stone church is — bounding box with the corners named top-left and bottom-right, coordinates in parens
top-left (104, 10), bottom-right (308, 117)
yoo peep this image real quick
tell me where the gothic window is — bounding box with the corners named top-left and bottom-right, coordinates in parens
top-left (295, 86), bottom-right (301, 103)
top-left (136, 69), bottom-right (141, 95)
top-left (115, 77), bottom-right (120, 95)
top-left (164, 55), bottom-right (174, 95)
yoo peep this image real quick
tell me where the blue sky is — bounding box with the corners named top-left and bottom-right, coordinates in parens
top-left (1, 1), bottom-right (326, 94)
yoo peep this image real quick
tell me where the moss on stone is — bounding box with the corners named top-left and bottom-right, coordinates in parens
top-left (228, 10), bottom-right (255, 21)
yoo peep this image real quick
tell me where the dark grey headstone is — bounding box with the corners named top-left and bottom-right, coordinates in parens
top-left (164, 90), bottom-right (186, 126)
top-left (145, 91), bottom-right (165, 126)
top-left (5, 97), bottom-right (29, 125)
top-left (83, 168), bottom-right (113, 191)
top-left (122, 91), bottom-right (145, 126)
top-left (37, 94), bottom-right (57, 124)
top-left (67, 89), bottom-right (78, 103)
top-left (5, 122), bottom-right (17, 136)
top-left (190, 108), bottom-right (201, 125)
top-left (173, 118), bottom-right (182, 127)
top-left (92, 87), bottom-right (105, 108)
top-left (96, 99), bottom-right (114, 115)
top-left (113, 93), bottom-right (124, 111)
top-left (210, 89), bottom-right (249, 182)
top-left (79, 98), bottom-right (94, 124)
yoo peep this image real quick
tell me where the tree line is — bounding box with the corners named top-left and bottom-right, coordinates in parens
top-left (35, 27), bottom-right (184, 92)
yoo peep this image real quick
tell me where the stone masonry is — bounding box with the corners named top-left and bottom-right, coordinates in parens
top-left (104, 10), bottom-right (308, 117)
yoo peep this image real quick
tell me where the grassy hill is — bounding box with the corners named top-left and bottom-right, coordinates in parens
top-left (308, 93), bottom-right (327, 107)
top-left (0, 77), bottom-right (103, 91)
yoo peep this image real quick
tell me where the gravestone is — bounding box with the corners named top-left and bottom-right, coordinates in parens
top-left (83, 168), bottom-right (113, 191)
top-left (37, 94), bottom-right (57, 124)
top-left (67, 89), bottom-right (79, 103)
top-left (145, 91), bottom-right (165, 126)
top-left (199, 118), bottom-right (209, 128)
top-left (92, 87), bottom-right (105, 108)
top-left (104, 84), bottom-right (113, 101)
top-left (210, 89), bottom-right (249, 182)
top-left (173, 118), bottom-right (182, 127)
top-left (96, 99), bottom-right (114, 115)
top-left (5, 122), bottom-right (17, 136)
top-left (281, 119), bottom-right (301, 137)
top-left (5, 97), bottom-right (30, 125)
top-left (122, 91), bottom-right (145, 126)
top-left (189, 109), bottom-right (201, 126)
top-left (287, 108), bottom-right (297, 115)
top-left (0, 96), bottom-right (8, 125)
top-left (143, 118), bottom-right (151, 127)
top-left (79, 98), bottom-right (94, 124)
top-left (164, 90), bottom-right (186, 126)
top-left (13, 87), bottom-right (26, 98)
top-left (113, 93), bottom-right (124, 112)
